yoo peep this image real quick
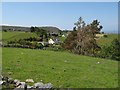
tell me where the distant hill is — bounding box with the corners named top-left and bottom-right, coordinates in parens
top-left (39, 26), bottom-right (61, 34)
top-left (1, 25), bottom-right (30, 32)
top-left (1, 25), bottom-right (61, 34)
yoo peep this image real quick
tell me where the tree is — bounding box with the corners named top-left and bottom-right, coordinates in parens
top-left (111, 39), bottom-right (120, 60)
top-left (74, 17), bottom-right (85, 54)
top-left (97, 39), bottom-right (120, 61)
top-left (63, 17), bottom-right (102, 56)
top-left (34, 27), bottom-right (47, 37)
top-left (90, 20), bottom-right (103, 34)
top-left (30, 26), bottom-right (35, 32)
top-left (63, 30), bottom-right (77, 53)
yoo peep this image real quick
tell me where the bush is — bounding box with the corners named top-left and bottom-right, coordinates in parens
top-left (96, 39), bottom-right (120, 61)
top-left (36, 43), bottom-right (44, 49)
top-left (103, 34), bottom-right (108, 38)
top-left (6, 38), bottom-right (44, 49)
top-left (15, 43), bottom-right (21, 48)
top-left (96, 46), bottom-right (112, 59)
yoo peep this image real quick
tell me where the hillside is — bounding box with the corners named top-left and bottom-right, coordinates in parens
top-left (1, 25), bottom-right (30, 32)
top-left (96, 34), bottom-right (118, 46)
top-left (39, 26), bottom-right (61, 34)
top-left (2, 31), bottom-right (38, 43)
top-left (2, 48), bottom-right (118, 88)
top-left (1, 25), bottom-right (61, 34)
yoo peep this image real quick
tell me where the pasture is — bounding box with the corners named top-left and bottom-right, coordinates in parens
top-left (2, 32), bottom-right (119, 88)
top-left (2, 47), bottom-right (118, 88)
top-left (2, 31), bottom-right (37, 43)
top-left (96, 34), bottom-right (118, 46)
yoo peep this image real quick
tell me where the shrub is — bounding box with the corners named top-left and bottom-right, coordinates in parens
top-left (103, 34), bottom-right (108, 38)
top-left (36, 43), bottom-right (44, 49)
top-left (96, 39), bottom-right (120, 61)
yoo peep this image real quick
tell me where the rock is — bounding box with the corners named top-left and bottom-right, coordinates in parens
top-left (14, 79), bottom-right (21, 86)
top-left (15, 81), bottom-right (21, 86)
top-left (14, 83), bottom-right (27, 90)
top-left (4, 77), bottom-right (9, 82)
top-left (33, 82), bottom-right (44, 88)
top-left (26, 79), bottom-right (34, 83)
top-left (16, 84), bottom-right (25, 88)
top-left (8, 72), bottom-right (13, 75)
top-left (27, 85), bottom-right (32, 88)
top-left (43, 83), bottom-right (53, 88)
top-left (14, 84), bottom-right (26, 90)
top-left (8, 78), bottom-right (14, 83)
top-left (14, 79), bottom-right (20, 84)
top-left (0, 75), bottom-right (3, 80)
top-left (20, 82), bottom-right (26, 85)
top-left (97, 62), bottom-right (100, 64)
top-left (0, 81), bottom-right (3, 85)
top-left (1, 75), bottom-right (53, 89)
top-left (24, 84), bottom-right (27, 90)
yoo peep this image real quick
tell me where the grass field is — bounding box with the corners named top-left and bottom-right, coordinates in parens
top-left (96, 34), bottom-right (118, 46)
top-left (2, 32), bottom-right (119, 88)
top-left (2, 48), bottom-right (118, 88)
top-left (2, 31), bottom-right (37, 43)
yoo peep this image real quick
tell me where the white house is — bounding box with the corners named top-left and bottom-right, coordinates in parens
top-left (48, 39), bottom-right (55, 44)
top-left (96, 34), bottom-right (104, 38)
top-left (62, 34), bottom-right (65, 37)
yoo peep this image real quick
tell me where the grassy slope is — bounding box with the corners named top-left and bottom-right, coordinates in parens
top-left (2, 31), bottom-right (37, 43)
top-left (2, 48), bottom-right (118, 88)
top-left (96, 34), bottom-right (118, 46)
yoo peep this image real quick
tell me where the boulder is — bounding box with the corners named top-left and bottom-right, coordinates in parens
top-left (26, 79), bottom-right (34, 83)
top-left (0, 75), bottom-right (3, 80)
top-left (14, 79), bottom-right (20, 84)
top-left (0, 81), bottom-right (3, 85)
top-left (8, 72), bottom-right (13, 75)
top-left (14, 79), bottom-right (21, 86)
top-left (14, 84), bottom-right (27, 90)
top-left (33, 82), bottom-right (44, 88)
top-left (15, 81), bottom-right (21, 86)
top-left (8, 78), bottom-right (14, 84)
top-left (43, 83), bottom-right (53, 88)
top-left (20, 82), bottom-right (26, 85)
top-left (27, 85), bottom-right (32, 88)
top-left (14, 83), bottom-right (27, 90)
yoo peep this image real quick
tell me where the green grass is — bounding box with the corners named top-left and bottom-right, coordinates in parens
top-left (58, 37), bottom-right (66, 42)
top-left (2, 31), bottom-right (118, 46)
top-left (2, 47), bottom-right (118, 88)
top-left (2, 31), bottom-right (37, 43)
top-left (97, 34), bottom-right (118, 46)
